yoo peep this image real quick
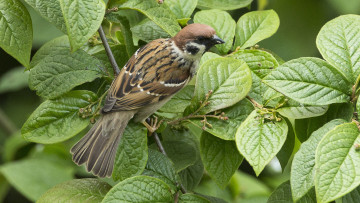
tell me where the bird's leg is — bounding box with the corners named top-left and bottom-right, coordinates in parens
top-left (142, 116), bottom-right (164, 135)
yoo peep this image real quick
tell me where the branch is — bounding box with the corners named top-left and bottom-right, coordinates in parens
top-left (152, 131), bottom-right (187, 194)
top-left (98, 25), bottom-right (120, 75)
top-left (246, 96), bottom-right (263, 109)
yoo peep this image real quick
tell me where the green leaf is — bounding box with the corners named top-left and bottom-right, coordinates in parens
top-left (162, 140), bottom-right (197, 172)
top-left (179, 159), bottom-right (204, 191)
top-left (112, 122), bottom-right (148, 181)
top-left (24, 0), bottom-right (66, 33)
top-left (0, 0), bottom-right (32, 67)
top-left (342, 186), bottom-right (360, 203)
top-left (316, 15), bottom-right (360, 83)
top-left (92, 44), bottom-right (129, 78)
top-left (29, 48), bottom-right (104, 99)
top-left (120, 0), bottom-right (181, 36)
top-left (263, 57), bottom-right (351, 105)
top-left (21, 90), bottom-right (97, 144)
top-left (263, 88), bottom-right (285, 107)
top-left (3, 132), bottom-right (28, 162)
top-left (235, 10), bottom-right (279, 49)
top-left (277, 118), bottom-right (295, 171)
top-left (160, 85), bottom-right (194, 113)
top-left (179, 194), bottom-right (210, 203)
top-left (59, 0), bottom-right (105, 51)
top-left (197, 0), bottom-right (252, 10)
top-left (315, 122), bottom-right (360, 203)
top-left (0, 67), bottom-right (29, 94)
top-left (142, 149), bottom-right (178, 189)
top-left (291, 119), bottom-right (346, 201)
top-left (229, 49), bottom-right (279, 78)
top-left (277, 105), bottom-right (328, 119)
top-left (194, 9), bottom-right (236, 54)
top-left (295, 103), bottom-right (353, 142)
top-left (130, 18), bottom-right (171, 43)
top-left (248, 72), bottom-right (269, 104)
top-left (268, 181), bottom-right (316, 203)
top-left (101, 176), bottom-right (173, 203)
top-left (229, 49), bottom-right (279, 105)
top-left (38, 179), bottom-right (111, 203)
top-left (29, 35), bottom-right (70, 69)
top-left (229, 171), bottom-right (270, 198)
top-left (200, 132), bottom-right (243, 188)
top-left (165, 0), bottom-right (197, 19)
top-left (188, 99), bottom-right (254, 140)
top-left (235, 110), bottom-right (288, 176)
top-left (0, 159), bottom-right (74, 201)
top-left (199, 52), bottom-right (221, 67)
top-left (192, 58), bottom-right (252, 114)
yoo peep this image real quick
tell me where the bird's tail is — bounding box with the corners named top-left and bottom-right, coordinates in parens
top-left (71, 111), bottom-right (134, 177)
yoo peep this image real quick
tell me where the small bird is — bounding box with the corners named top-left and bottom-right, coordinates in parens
top-left (71, 23), bottom-right (225, 177)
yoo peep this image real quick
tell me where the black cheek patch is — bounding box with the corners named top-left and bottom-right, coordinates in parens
top-left (186, 45), bottom-right (200, 55)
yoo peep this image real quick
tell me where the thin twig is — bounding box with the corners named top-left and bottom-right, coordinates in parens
top-left (0, 108), bottom-right (17, 135)
top-left (98, 25), bottom-right (120, 75)
top-left (246, 96), bottom-right (263, 109)
top-left (153, 132), bottom-right (187, 194)
top-left (153, 132), bottom-right (167, 156)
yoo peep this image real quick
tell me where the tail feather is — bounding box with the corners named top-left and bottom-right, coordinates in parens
top-left (71, 111), bottom-right (134, 177)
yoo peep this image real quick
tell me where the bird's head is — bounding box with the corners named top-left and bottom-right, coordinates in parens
top-left (172, 23), bottom-right (225, 58)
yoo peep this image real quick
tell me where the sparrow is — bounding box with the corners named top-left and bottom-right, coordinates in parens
top-left (71, 23), bottom-right (225, 177)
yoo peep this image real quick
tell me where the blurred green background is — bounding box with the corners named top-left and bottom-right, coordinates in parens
top-left (0, 0), bottom-right (359, 202)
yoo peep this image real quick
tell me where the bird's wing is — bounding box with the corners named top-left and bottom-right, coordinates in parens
top-left (102, 39), bottom-right (191, 112)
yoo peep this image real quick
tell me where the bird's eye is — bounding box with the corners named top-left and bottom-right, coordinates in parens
top-left (197, 36), bottom-right (207, 41)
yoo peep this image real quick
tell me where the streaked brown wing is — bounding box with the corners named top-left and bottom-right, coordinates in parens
top-left (102, 38), bottom-right (191, 112)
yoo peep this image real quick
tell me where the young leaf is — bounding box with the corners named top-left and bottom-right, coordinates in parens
top-left (120, 0), bottom-right (181, 36)
top-left (263, 57), bottom-right (351, 105)
top-left (29, 35), bottom-right (70, 69)
top-left (268, 181), bottom-right (316, 203)
top-left (112, 122), bottom-right (148, 181)
top-left (0, 0), bottom-right (32, 67)
top-left (193, 58), bottom-right (252, 114)
top-left (165, 0), bottom-right (197, 19)
top-left (316, 15), bottom-right (360, 83)
top-left (101, 176), bottom-right (173, 203)
top-left (291, 119), bottom-right (346, 201)
top-left (315, 122), bottom-right (360, 203)
top-left (0, 159), bottom-right (74, 201)
top-left (235, 110), bottom-right (288, 176)
top-left (189, 99), bottom-right (254, 140)
top-left (277, 105), bottom-right (328, 119)
top-left (0, 67), bottom-right (29, 94)
top-left (21, 90), bottom-right (97, 144)
top-left (197, 0), bottom-right (252, 10)
top-left (200, 132), bottom-right (243, 188)
top-left (37, 179), bottom-right (111, 203)
top-left (235, 10), bottom-right (279, 49)
top-left (59, 0), bottom-right (105, 51)
top-left (229, 49), bottom-right (279, 78)
top-left (29, 48), bottom-right (104, 99)
top-left (24, 0), bottom-right (66, 33)
top-left (194, 9), bottom-right (236, 54)
top-left (142, 149), bottom-right (179, 189)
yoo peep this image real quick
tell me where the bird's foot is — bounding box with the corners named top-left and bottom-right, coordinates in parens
top-left (142, 116), bottom-right (164, 135)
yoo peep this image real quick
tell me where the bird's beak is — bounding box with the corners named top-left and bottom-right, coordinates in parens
top-left (212, 35), bottom-right (225, 44)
